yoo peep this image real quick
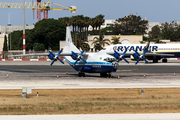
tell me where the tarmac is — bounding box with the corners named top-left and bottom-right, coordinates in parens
top-left (0, 113), bottom-right (180, 120)
top-left (0, 60), bottom-right (180, 120)
top-left (0, 60), bottom-right (180, 89)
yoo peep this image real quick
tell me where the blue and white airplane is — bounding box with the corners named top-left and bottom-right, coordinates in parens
top-left (101, 42), bottom-right (176, 64)
top-left (9, 26), bottom-right (127, 77)
top-left (9, 26), bottom-right (174, 77)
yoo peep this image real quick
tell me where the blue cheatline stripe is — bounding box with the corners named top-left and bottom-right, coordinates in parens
top-left (64, 57), bottom-right (112, 65)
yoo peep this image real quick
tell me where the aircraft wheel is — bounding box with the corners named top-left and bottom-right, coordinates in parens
top-left (78, 72), bottom-right (85, 77)
top-left (162, 59), bottom-right (167, 63)
top-left (82, 73), bottom-right (85, 77)
top-left (78, 72), bottom-right (82, 77)
top-left (100, 73), bottom-right (107, 77)
top-left (107, 73), bottom-right (112, 78)
top-left (153, 59), bottom-right (158, 63)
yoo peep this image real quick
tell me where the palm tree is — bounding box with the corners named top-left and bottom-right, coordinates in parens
top-left (59, 17), bottom-right (71, 26)
top-left (91, 35), bottom-right (111, 51)
top-left (70, 16), bottom-right (78, 43)
top-left (76, 15), bottom-right (84, 40)
top-left (90, 18), bottom-right (96, 35)
top-left (75, 34), bottom-right (90, 51)
top-left (69, 15), bottom-right (90, 48)
top-left (111, 36), bottom-right (121, 44)
top-left (84, 16), bottom-right (90, 40)
top-left (96, 14), bottom-right (105, 35)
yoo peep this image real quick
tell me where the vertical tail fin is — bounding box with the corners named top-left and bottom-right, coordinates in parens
top-left (66, 26), bottom-right (73, 45)
top-left (63, 26), bottom-right (80, 53)
top-left (145, 41), bottom-right (150, 50)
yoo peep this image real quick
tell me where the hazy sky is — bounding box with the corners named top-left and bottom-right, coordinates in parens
top-left (0, 0), bottom-right (180, 26)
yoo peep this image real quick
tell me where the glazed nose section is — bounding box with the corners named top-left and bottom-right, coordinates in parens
top-left (112, 62), bottom-right (119, 69)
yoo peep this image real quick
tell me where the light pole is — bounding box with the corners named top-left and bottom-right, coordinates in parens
top-left (23, 0), bottom-right (26, 55)
top-left (10, 33), bottom-right (11, 50)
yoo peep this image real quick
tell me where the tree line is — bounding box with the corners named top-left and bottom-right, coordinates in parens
top-left (8, 19), bottom-right (66, 51)
top-left (148, 22), bottom-right (180, 42)
top-left (6, 14), bottom-right (175, 52)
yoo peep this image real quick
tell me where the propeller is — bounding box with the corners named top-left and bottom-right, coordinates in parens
top-left (72, 49), bottom-right (87, 65)
top-left (49, 49), bottom-right (64, 66)
top-left (114, 48), bottom-right (129, 64)
top-left (134, 41), bottom-right (150, 65)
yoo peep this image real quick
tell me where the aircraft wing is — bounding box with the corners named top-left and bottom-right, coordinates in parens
top-left (8, 53), bottom-right (49, 57)
top-left (8, 52), bottom-right (88, 58)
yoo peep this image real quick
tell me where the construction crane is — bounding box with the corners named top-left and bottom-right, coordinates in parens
top-left (0, 0), bottom-right (78, 22)
top-left (0, 0), bottom-right (77, 55)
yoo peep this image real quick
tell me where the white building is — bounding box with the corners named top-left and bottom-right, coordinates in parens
top-left (101, 20), bottom-right (116, 29)
top-left (88, 20), bottom-right (116, 31)
top-left (0, 25), bottom-right (34, 34)
top-left (0, 25), bottom-right (34, 56)
top-left (145, 22), bottom-right (160, 36)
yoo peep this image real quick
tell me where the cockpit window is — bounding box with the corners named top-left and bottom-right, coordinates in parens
top-left (104, 57), bottom-right (116, 62)
top-left (102, 48), bottom-right (106, 50)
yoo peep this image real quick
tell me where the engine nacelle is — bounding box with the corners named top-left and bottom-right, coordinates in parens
top-left (48, 53), bottom-right (55, 60)
top-left (71, 53), bottom-right (78, 60)
top-left (133, 53), bottom-right (140, 59)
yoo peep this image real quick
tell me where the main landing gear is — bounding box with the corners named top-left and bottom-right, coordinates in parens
top-left (78, 67), bottom-right (86, 77)
top-left (78, 72), bottom-right (85, 77)
top-left (162, 58), bottom-right (167, 63)
top-left (153, 59), bottom-right (158, 63)
top-left (100, 73), bottom-right (112, 78)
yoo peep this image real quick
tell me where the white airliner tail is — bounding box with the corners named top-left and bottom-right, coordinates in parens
top-left (63, 26), bottom-right (80, 53)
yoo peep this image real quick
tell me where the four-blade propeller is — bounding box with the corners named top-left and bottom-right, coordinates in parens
top-left (49, 49), bottom-right (64, 66)
top-left (114, 48), bottom-right (129, 64)
top-left (134, 41), bottom-right (150, 65)
top-left (72, 49), bottom-right (87, 65)
top-left (134, 49), bottom-right (149, 65)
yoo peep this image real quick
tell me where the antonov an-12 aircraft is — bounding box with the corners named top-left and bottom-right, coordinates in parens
top-left (9, 26), bottom-right (129, 77)
top-left (101, 42), bottom-right (177, 63)
top-left (8, 26), bottom-right (175, 76)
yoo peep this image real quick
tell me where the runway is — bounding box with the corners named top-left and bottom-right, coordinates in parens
top-left (0, 61), bottom-right (180, 89)
top-left (1, 64), bottom-right (180, 73)
top-left (0, 61), bottom-right (180, 120)
top-left (0, 113), bottom-right (180, 120)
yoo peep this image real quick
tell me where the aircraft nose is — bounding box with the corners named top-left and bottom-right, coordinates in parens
top-left (112, 62), bottom-right (119, 69)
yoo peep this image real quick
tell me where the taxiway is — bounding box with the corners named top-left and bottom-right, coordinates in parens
top-left (0, 60), bottom-right (179, 89)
